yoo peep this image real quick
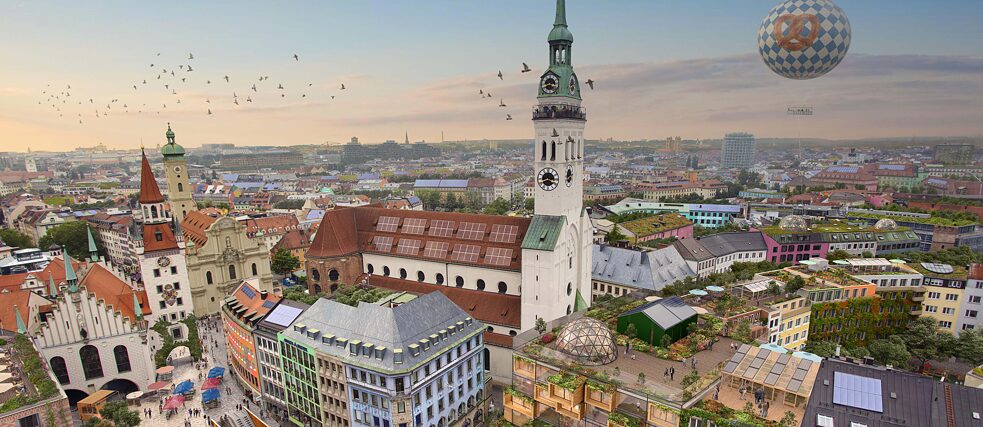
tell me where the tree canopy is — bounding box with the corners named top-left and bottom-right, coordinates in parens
top-left (271, 248), bottom-right (301, 276)
top-left (0, 228), bottom-right (34, 249)
top-left (38, 222), bottom-right (102, 260)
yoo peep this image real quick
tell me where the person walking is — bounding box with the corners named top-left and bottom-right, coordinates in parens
top-left (739, 385), bottom-right (746, 400)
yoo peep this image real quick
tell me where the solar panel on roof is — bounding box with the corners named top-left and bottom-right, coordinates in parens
top-left (396, 239), bottom-right (421, 256)
top-left (723, 361), bottom-right (739, 373)
top-left (265, 305), bottom-right (303, 327)
top-left (377, 216), bottom-right (400, 233)
top-left (777, 354), bottom-right (791, 365)
top-left (458, 222), bottom-right (487, 240)
top-left (798, 359), bottom-right (813, 370)
top-left (786, 379), bottom-right (802, 392)
top-left (261, 300), bottom-right (276, 309)
top-left (743, 366), bottom-right (760, 378)
top-left (373, 236), bottom-right (394, 252)
top-left (422, 241), bottom-right (448, 258)
top-left (449, 244), bottom-right (480, 263)
top-left (750, 358), bottom-right (764, 369)
top-left (764, 373), bottom-right (780, 385)
top-left (489, 224), bottom-right (519, 243)
top-left (833, 372), bottom-right (884, 413)
top-left (402, 218), bottom-right (427, 235)
top-left (485, 247), bottom-right (513, 267)
top-left (792, 368), bottom-right (809, 381)
top-left (429, 220), bottom-right (455, 238)
top-left (241, 286), bottom-right (256, 299)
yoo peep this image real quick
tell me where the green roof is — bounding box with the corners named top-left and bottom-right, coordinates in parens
top-left (161, 124), bottom-right (186, 157)
top-left (848, 212), bottom-right (978, 227)
top-left (548, 0), bottom-right (573, 42)
top-left (522, 215), bottom-right (566, 251)
top-left (618, 213), bottom-right (691, 237)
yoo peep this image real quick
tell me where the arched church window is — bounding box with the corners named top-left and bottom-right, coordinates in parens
top-left (567, 282), bottom-right (573, 296)
top-left (150, 205), bottom-right (158, 219)
top-left (329, 269), bottom-right (340, 281)
top-left (229, 265), bottom-right (237, 280)
top-left (541, 141), bottom-right (547, 160)
top-left (400, 268), bottom-right (407, 279)
top-left (550, 142), bottom-right (556, 161)
top-left (177, 182), bottom-right (184, 192)
top-left (311, 269), bottom-right (320, 281)
top-left (417, 271), bottom-right (426, 282)
top-left (498, 282), bottom-right (507, 294)
top-left (206, 271), bottom-right (213, 284)
top-left (456, 276), bottom-right (464, 287)
top-left (114, 345), bottom-right (131, 373)
top-left (383, 266), bottom-right (391, 277)
top-left (477, 279), bottom-right (486, 291)
top-left (436, 273), bottom-right (444, 285)
top-left (251, 263), bottom-right (258, 276)
top-left (80, 345), bottom-right (104, 380)
top-left (50, 357), bottom-right (69, 385)
top-left (367, 264), bottom-right (374, 274)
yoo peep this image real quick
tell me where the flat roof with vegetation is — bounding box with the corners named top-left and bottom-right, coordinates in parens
top-left (848, 212), bottom-right (978, 227)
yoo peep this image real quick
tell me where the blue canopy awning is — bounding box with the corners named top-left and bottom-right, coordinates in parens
top-left (201, 388), bottom-right (221, 403)
top-left (172, 380), bottom-right (194, 395)
top-left (206, 367), bottom-right (226, 379)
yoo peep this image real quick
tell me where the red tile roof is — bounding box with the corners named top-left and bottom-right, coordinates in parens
top-left (367, 275), bottom-right (520, 328)
top-left (273, 229), bottom-right (311, 252)
top-left (241, 215), bottom-right (299, 237)
top-left (181, 210), bottom-right (218, 247)
top-left (143, 223), bottom-right (179, 252)
top-left (225, 280), bottom-right (280, 326)
top-left (78, 263), bottom-right (151, 323)
top-left (0, 290), bottom-right (34, 333)
top-left (139, 150), bottom-right (165, 204)
top-left (308, 206), bottom-right (532, 271)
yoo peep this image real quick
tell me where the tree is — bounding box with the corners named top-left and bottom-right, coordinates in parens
top-left (282, 286), bottom-right (321, 305)
top-left (333, 284), bottom-right (393, 306)
top-left (38, 222), bottom-right (101, 260)
top-left (956, 329), bottom-right (983, 366)
top-left (483, 197), bottom-right (511, 215)
top-left (784, 276), bottom-right (806, 294)
top-left (524, 198), bottom-right (535, 211)
top-left (99, 401), bottom-right (140, 427)
top-left (868, 336), bottom-right (911, 368)
top-left (733, 320), bottom-right (753, 344)
top-left (444, 193), bottom-right (460, 211)
top-left (0, 228), bottom-right (34, 249)
top-left (625, 323), bottom-right (637, 339)
top-left (825, 249), bottom-right (851, 262)
top-left (534, 317), bottom-right (547, 335)
top-left (605, 227), bottom-right (627, 244)
top-left (804, 340), bottom-right (838, 358)
top-left (779, 411), bottom-right (797, 427)
top-left (270, 249), bottom-right (300, 276)
top-left (463, 191), bottom-right (483, 211)
top-left (897, 317), bottom-right (953, 370)
top-left (273, 199), bottom-right (306, 210)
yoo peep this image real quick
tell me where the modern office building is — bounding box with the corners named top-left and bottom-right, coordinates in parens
top-left (278, 292), bottom-right (487, 427)
top-left (221, 280), bottom-right (281, 402)
top-left (602, 199), bottom-right (742, 228)
top-left (720, 132), bottom-right (756, 169)
top-left (254, 299), bottom-right (310, 418)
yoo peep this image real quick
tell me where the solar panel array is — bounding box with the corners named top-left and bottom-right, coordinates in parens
top-left (788, 359), bottom-right (813, 392)
top-left (396, 238), bottom-right (422, 256)
top-left (458, 222), bottom-right (487, 240)
top-left (422, 241), bottom-right (448, 258)
top-left (373, 236), bottom-right (394, 252)
top-left (489, 224), bottom-right (519, 243)
top-left (261, 300), bottom-right (276, 309)
top-left (450, 244), bottom-right (481, 263)
top-left (402, 218), bottom-right (427, 235)
top-left (377, 216), bottom-right (400, 232)
top-left (265, 305), bottom-right (304, 327)
top-left (241, 286), bottom-right (257, 299)
top-left (832, 371), bottom-right (884, 413)
top-left (485, 247), bottom-right (513, 267)
top-left (429, 220), bottom-right (456, 238)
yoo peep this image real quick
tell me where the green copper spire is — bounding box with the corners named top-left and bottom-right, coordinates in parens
top-left (86, 226), bottom-right (99, 262)
top-left (161, 122), bottom-right (186, 157)
top-left (14, 305), bottom-right (27, 334)
top-left (64, 253), bottom-right (79, 293)
top-left (548, 0), bottom-right (573, 42)
top-left (48, 273), bottom-right (57, 298)
top-left (132, 290), bottom-right (143, 321)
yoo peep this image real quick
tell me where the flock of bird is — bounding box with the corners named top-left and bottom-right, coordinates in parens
top-left (483, 62), bottom-right (595, 121)
top-left (38, 53), bottom-right (595, 126)
top-left (38, 52), bottom-right (348, 125)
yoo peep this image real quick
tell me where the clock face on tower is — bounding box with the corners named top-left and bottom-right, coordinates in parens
top-left (569, 74), bottom-right (578, 95)
top-left (157, 256), bottom-right (170, 267)
top-left (173, 165), bottom-right (182, 174)
top-left (566, 167), bottom-right (574, 186)
top-left (538, 168), bottom-right (559, 191)
top-left (541, 74), bottom-right (559, 94)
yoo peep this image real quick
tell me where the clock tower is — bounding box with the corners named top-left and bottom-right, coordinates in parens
top-left (161, 124), bottom-right (194, 233)
top-left (521, 0), bottom-right (592, 330)
top-left (534, 0), bottom-right (584, 223)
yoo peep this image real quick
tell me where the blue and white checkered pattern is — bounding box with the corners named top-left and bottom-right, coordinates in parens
top-left (758, 0), bottom-right (851, 80)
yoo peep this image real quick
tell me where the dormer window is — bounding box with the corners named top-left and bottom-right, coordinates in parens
top-left (154, 230), bottom-right (163, 242)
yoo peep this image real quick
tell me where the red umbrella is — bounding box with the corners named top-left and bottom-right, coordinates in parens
top-left (163, 395), bottom-right (185, 410)
top-left (148, 381), bottom-right (171, 391)
top-left (201, 378), bottom-right (221, 390)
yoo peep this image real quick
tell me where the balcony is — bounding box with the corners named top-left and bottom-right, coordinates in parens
top-left (546, 373), bottom-right (586, 407)
top-left (532, 105), bottom-right (586, 121)
top-left (513, 355), bottom-right (536, 379)
top-left (584, 384), bottom-right (617, 412)
top-left (911, 295), bottom-right (924, 302)
top-left (504, 386), bottom-right (537, 419)
top-left (607, 412), bottom-right (642, 427)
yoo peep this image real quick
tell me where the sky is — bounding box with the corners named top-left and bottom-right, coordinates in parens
top-left (2, 0), bottom-right (982, 152)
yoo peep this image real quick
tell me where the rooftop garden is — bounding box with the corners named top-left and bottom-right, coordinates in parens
top-left (848, 212), bottom-right (978, 227)
top-left (619, 213), bottom-right (692, 236)
top-left (680, 400), bottom-right (788, 427)
top-left (909, 263), bottom-right (968, 280)
top-left (0, 334), bottom-right (61, 414)
top-left (760, 219), bottom-right (884, 236)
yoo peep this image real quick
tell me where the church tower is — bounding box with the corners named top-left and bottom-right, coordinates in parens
top-left (521, 0), bottom-right (592, 330)
top-left (161, 124), bottom-right (194, 232)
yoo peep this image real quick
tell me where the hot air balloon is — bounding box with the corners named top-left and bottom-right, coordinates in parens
top-left (758, 0), bottom-right (851, 80)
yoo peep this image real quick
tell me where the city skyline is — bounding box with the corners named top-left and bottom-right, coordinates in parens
top-left (3, 0), bottom-right (983, 152)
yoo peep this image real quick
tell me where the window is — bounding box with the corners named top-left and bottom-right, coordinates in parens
top-left (946, 294), bottom-right (959, 301)
top-left (251, 263), bottom-right (258, 276)
top-left (497, 282), bottom-right (507, 294)
top-left (329, 269), bottom-right (340, 281)
top-left (153, 269), bottom-right (161, 278)
top-left (50, 357), bottom-right (69, 385)
top-left (80, 345), bottom-right (104, 380)
top-left (400, 268), bottom-right (407, 279)
top-left (455, 276), bottom-right (464, 287)
top-left (435, 273), bottom-right (444, 285)
top-left (967, 310), bottom-right (978, 318)
top-left (114, 345), bottom-right (131, 373)
top-left (229, 265), bottom-right (237, 280)
top-left (417, 271), bottom-right (426, 282)
top-left (311, 269), bottom-right (320, 281)
top-left (170, 266), bottom-right (177, 275)
top-left (476, 279), bottom-right (485, 291)
top-left (383, 266), bottom-right (391, 277)
top-left (206, 271), bottom-right (213, 284)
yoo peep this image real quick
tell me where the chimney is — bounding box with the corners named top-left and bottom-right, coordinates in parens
top-left (260, 290), bottom-right (268, 300)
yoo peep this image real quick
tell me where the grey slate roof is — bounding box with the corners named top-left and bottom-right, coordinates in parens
top-left (279, 292), bottom-right (483, 374)
top-left (803, 357), bottom-right (983, 427)
top-left (674, 232), bottom-right (767, 261)
top-left (620, 296), bottom-right (697, 330)
top-left (591, 244), bottom-right (695, 292)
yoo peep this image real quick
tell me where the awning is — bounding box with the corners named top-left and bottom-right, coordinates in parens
top-left (172, 380), bottom-right (194, 395)
top-left (148, 381), bottom-right (171, 391)
top-left (207, 367), bottom-right (226, 379)
top-left (155, 365), bottom-right (175, 375)
top-left (201, 377), bottom-right (221, 390)
top-left (163, 395), bottom-right (185, 410)
top-left (688, 289), bottom-right (708, 296)
top-left (201, 388), bottom-right (220, 403)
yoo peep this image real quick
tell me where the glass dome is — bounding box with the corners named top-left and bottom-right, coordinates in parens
top-left (874, 218), bottom-right (897, 230)
top-left (779, 215), bottom-right (808, 232)
top-left (555, 317), bottom-right (618, 365)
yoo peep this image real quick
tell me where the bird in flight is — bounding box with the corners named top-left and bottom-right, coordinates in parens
top-left (181, 78), bottom-right (186, 82)
top-left (497, 71), bottom-right (503, 80)
top-left (551, 128), bottom-right (560, 137)
top-left (179, 65), bottom-right (184, 70)
top-left (133, 85), bottom-right (138, 90)
top-left (308, 83), bottom-right (313, 87)
top-left (187, 65), bottom-right (193, 72)
top-left (277, 84), bottom-right (284, 90)
top-left (150, 64), bottom-right (154, 67)
top-left (206, 99), bottom-right (210, 103)
top-left (294, 54), bottom-right (299, 61)
top-left (340, 83), bottom-right (346, 90)
top-left (302, 94), bottom-right (306, 98)
top-left (479, 89), bottom-right (483, 95)
top-left (521, 63), bottom-right (531, 73)
top-left (165, 84), bottom-right (169, 89)
top-left (143, 80), bottom-right (147, 84)
top-left (206, 80), bottom-right (211, 84)
top-left (234, 99), bottom-right (239, 106)
top-left (208, 108), bottom-right (212, 115)
top-left (499, 99), bottom-right (506, 107)
top-left (506, 114), bottom-right (513, 121)
top-left (246, 96), bottom-right (252, 103)
top-left (224, 75), bottom-right (230, 82)
top-left (586, 79), bottom-right (595, 90)
top-left (189, 53), bottom-right (194, 60)
top-left (251, 84), bottom-right (257, 92)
